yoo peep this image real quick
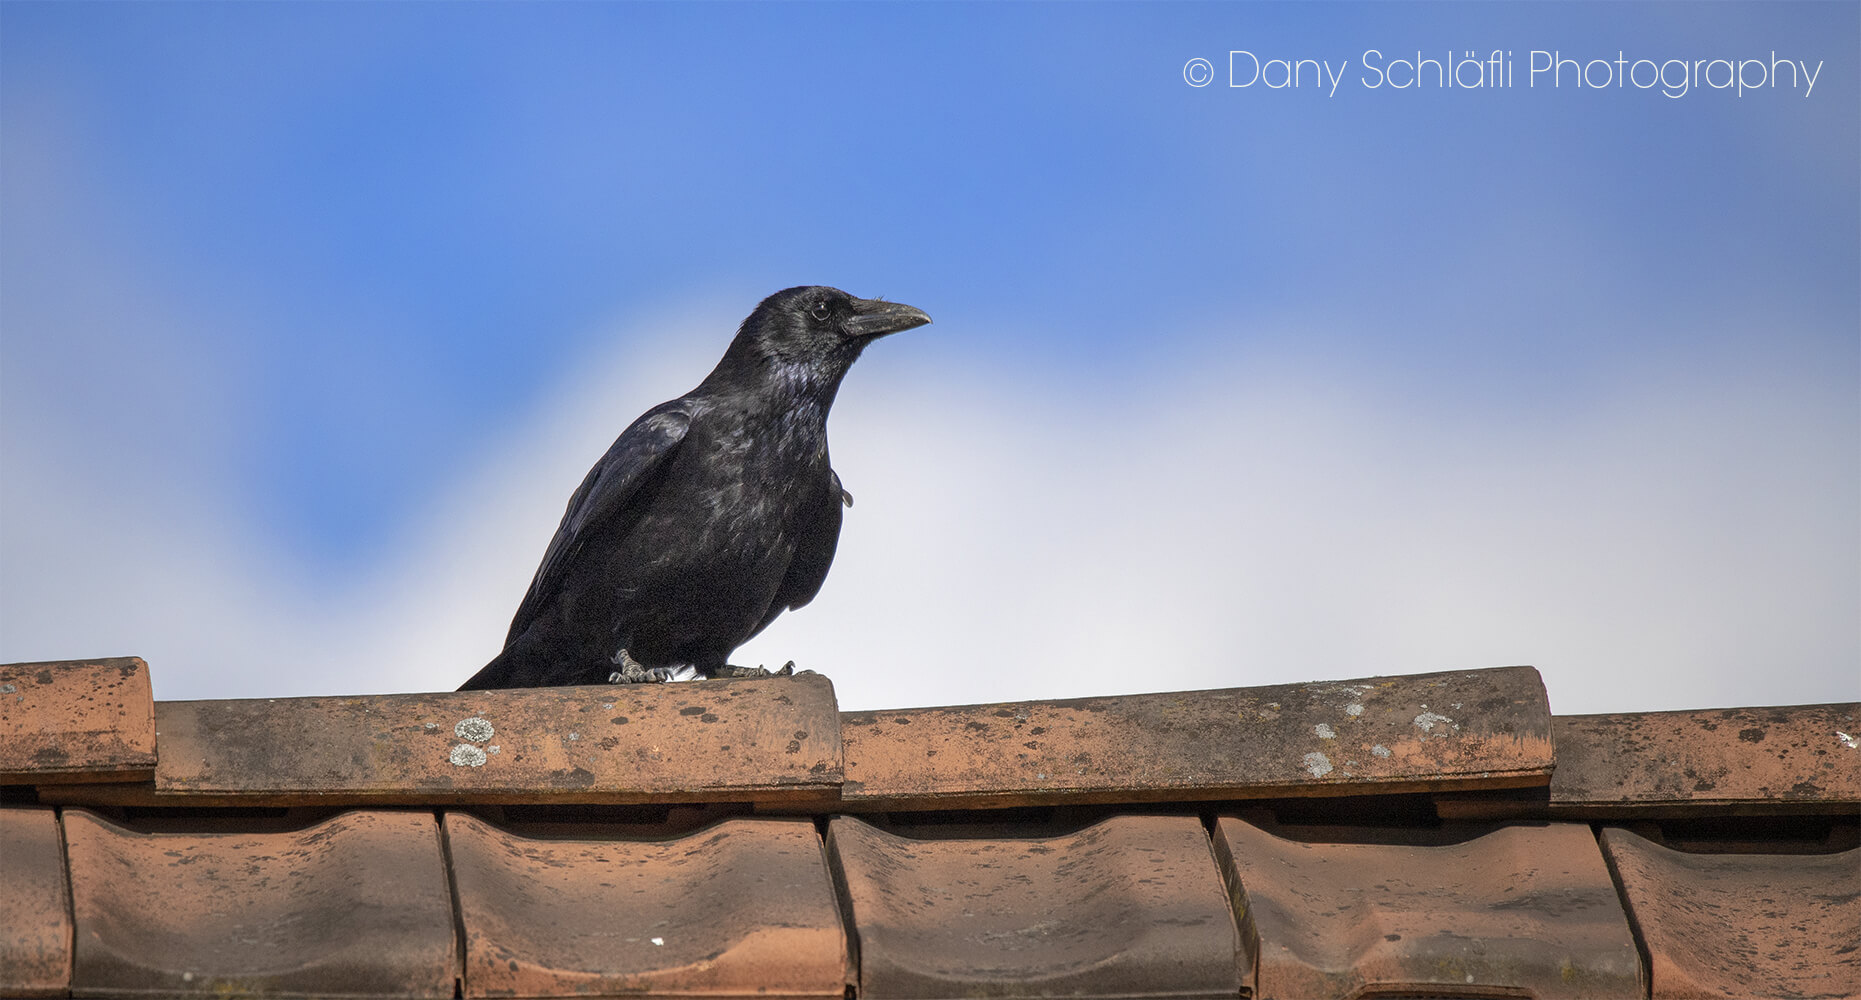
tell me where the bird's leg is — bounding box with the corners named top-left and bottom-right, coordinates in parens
top-left (709, 660), bottom-right (799, 679)
top-left (607, 648), bottom-right (649, 684)
top-left (608, 648), bottom-right (668, 684)
top-left (608, 649), bottom-right (703, 684)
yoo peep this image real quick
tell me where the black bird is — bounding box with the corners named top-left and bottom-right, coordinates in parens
top-left (459, 286), bottom-right (931, 690)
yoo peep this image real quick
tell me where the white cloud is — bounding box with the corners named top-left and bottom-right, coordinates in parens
top-left (749, 344), bottom-right (1859, 713)
top-left (3, 303), bottom-right (1856, 714)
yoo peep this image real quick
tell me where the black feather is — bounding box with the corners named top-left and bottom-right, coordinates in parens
top-left (459, 286), bottom-right (930, 689)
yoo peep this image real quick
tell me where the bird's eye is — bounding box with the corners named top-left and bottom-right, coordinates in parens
top-left (810, 301), bottom-right (831, 321)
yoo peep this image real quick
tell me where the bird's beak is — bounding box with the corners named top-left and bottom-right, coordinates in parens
top-left (845, 298), bottom-right (932, 339)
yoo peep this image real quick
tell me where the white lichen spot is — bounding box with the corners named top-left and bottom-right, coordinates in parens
top-left (424, 722), bottom-right (439, 731)
top-left (650, 937), bottom-right (665, 946)
top-left (1838, 731), bottom-right (1858, 750)
top-left (1309, 683), bottom-right (1373, 698)
top-left (0, 684), bottom-right (16, 694)
top-left (455, 717), bottom-right (494, 743)
top-left (487, 745), bottom-right (500, 754)
top-left (1372, 744), bottom-right (1392, 758)
top-left (568, 732), bottom-right (580, 741)
top-left (1413, 711), bottom-right (1456, 735)
top-left (1303, 752), bottom-right (1334, 778)
top-left (450, 744), bottom-right (488, 767)
top-left (1345, 703), bottom-right (1364, 717)
top-left (1314, 723), bottom-right (1337, 739)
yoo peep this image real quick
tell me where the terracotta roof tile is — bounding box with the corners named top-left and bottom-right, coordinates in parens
top-left (445, 811), bottom-right (850, 997)
top-left (0, 657), bottom-right (155, 783)
top-left (100, 672), bottom-right (840, 807)
top-left (62, 808), bottom-right (457, 996)
top-left (1601, 827), bottom-right (1861, 999)
top-left (841, 666), bottom-right (1553, 809)
top-left (1550, 704), bottom-right (1861, 816)
top-left (0, 807), bottom-right (71, 997)
top-left (8, 653), bottom-right (1853, 998)
top-left (1218, 817), bottom-right (1643, 999)
top-left (828, 814), bottom-right (1248, 998)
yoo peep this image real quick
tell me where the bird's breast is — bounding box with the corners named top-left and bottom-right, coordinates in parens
top-left (641, 417), bottom-right (831, 565)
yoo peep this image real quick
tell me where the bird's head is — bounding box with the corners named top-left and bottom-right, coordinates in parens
top-left (751, 285), bottom-right (931, 362)
top-left (712, 286), bottom-right (931, 396)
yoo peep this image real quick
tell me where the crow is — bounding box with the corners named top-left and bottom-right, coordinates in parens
top-left (459, 286), bottom-right (931, 690)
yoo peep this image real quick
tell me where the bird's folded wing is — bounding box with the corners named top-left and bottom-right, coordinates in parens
top-left (504, 404), bottom-right (693, 646)
top-left (744, 468), bottom-right (844, 645)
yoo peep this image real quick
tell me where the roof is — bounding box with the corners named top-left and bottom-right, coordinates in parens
top-left (1, 656), bottom-right (1855, 999)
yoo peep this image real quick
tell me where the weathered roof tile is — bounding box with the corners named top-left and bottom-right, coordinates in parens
top-left (1551, 704), bottom-right (1861, 816)
top-left (127, 672), bottom-right (840, 807)
top-left (1218, 817), bottom-right (1643, 999)
top-left (62, 808), bottom-right (457, 996)
top-left (1602, 827), bottom-right (1860, 999)
top-left (0, 807), bottom-right (71, 997)
top-left (841, 666), bottom-right (1553, 809)
top-left (446, 811), bottom-right (850, 997)
top-left (8, 653), bottom-right (1852, 1000)
top-left (829, 814), bottom-right (1248, 998)
top-left (0, 657), bottom-right (155, 783)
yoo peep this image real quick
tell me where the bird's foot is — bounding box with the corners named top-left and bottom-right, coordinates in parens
top-left (710, 660), bottom-right (801, 679)
top-left (607, 648), bottom-right (649, 684)
top-left (607, 665), bottom-right (694, 684)
top-left (606, 649), bottom-right (698, 684)
top-left (606, 665), bottom-right (653, 684)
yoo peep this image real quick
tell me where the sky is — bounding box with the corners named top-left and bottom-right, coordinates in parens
top-left (2, 2), bottom-right (1855, 715)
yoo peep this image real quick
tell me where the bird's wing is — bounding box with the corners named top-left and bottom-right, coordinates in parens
top-left (746, 467), bottom-right (846, 642)
top-left (504, 403), bottom-right (692, 646)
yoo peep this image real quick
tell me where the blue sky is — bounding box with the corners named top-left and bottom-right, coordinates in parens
top-left (3, 2), bottom-right (1855, 713)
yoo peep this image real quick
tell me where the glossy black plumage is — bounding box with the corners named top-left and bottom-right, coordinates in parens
top-left (459, 286), bottom-right (929, 690)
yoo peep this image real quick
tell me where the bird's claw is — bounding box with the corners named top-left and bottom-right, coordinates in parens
top-left (608, 648), bottom-right (646, 684)
top-left (710, 660), bottom-right (798, 679)
top-left (609, 648), bottom-right (807, 684)
top-left (606, 648), bottom-right (689, 684)
top-left (606, 665), bottom-right (692, 684)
